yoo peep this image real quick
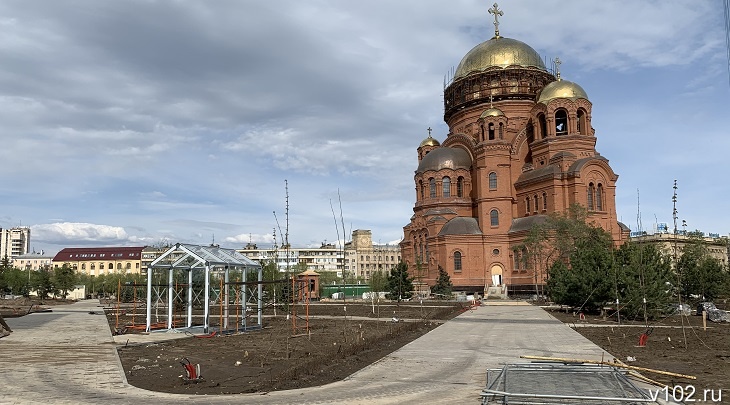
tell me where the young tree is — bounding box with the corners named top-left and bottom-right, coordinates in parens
top-left (431, 265), bottom-right (453, 299)
top-left (614, 241), bottom-right (673, 320)
top-left (546, 222), bottom-right (614, 312)
top-left (387, 263), bottom-right (414, 302)
top-left (677, 235), bottom-right (728, 302)
top-left (33, 268), bottom-right (55, 299)
top-left (53, 265), bottom-right (77, 299)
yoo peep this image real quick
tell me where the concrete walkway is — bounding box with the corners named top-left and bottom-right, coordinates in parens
top-left (1, 300), bottom-right (652, 404)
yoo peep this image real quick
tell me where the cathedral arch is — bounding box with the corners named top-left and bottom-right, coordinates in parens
top-left (488, 123), bottom-right (495, 140)
top-left (442, 176), bottom-right (451, 197)
top-left (555, 109), bottom-right (568, 135)
top-left (490, 209), bottom-right (499, 227)
top-left (488, 172), bottom-right (497, 190)
top-left (457, 176), bottom-right (464, 197)
top-left (577, 108), bottom-right (588, 135)
top-left (538, 113), bottom-right (547, 139)
top-left (429, 178), bottom-right (436, 198)
top-left (453, 250), bottom-right (463, 272)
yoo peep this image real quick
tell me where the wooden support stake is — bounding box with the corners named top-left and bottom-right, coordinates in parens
top-left (520, 355), bottom-right (696, 380)
top-left (702, 310), bottom-right (707, 331)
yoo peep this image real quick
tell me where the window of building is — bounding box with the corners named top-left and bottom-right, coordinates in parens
top-left (533, 195), bottom-right (539, 213)
top-left (480, 125), bottom-right (485, 141)
top-left (117, 263), bottom-right (122, 270)
top-left (555, 109), bottom-right (568, 135)
top-left (457, 177), bottom-right (464, 197)
top-left (490, 209), bottom-right (499, 227)
top-left (81, 263), bottom-right (86, 270)
top-left (488, 123), bottom-right (495, 140)
top-left (419, 180), bottom-right (424, 200)
top-left (100, 263), bottom-right (104, 270)
top-left (542, 192), bottom-right (548, 210)
top-left (527, 123), bottom-right (534, 143)
top-left (454, 251), bottom-right (462, 272)
top-left (538, 113), bottom-right (547, 139)
top-left (587, 183), bottom-right (595, 210)
top-left (596, 184), bottom-right (603, 211)
top-left (90, 264), bottom-right (95, 270)
top-left (488, 172), bottom-right (497, 190)
top-left (442, 176), bottom-right (451, 197)
top-left (577, 109), bottom-right (587, 135)
top-left (526, 197), bottom-right (531, 214)
top-left (429, 178), bottom-right (436, 198)
top-left (108, 263), bottom-right (113, 270)
top-left (513, 250), bottom-right (520, 271)
top-left (499, 122), bottom-right (504, 139)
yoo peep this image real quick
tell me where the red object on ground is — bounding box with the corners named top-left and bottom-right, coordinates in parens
top-left (638, 333), bottom-right (649, 347)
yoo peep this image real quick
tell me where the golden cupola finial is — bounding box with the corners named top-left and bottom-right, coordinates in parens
top-left (488, 3), bottom-right (504, 39)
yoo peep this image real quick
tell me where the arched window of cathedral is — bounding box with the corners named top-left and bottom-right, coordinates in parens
top-left (577, 108), bottom-right (587, 135)
top-left (442, 176), bottom-right (451, 197)
top-left (542, 192), bottom-right (548, 210)
top-left (526, 197), bottom-right (531, 215)
top-left (498, 122), bottom-right (504, 139)
top-left (596, 184), bottom-right (603, 211)
top-left (457, 177), bottom-right (464, 197)
top-left (513, 249), bottom-right (520, 270)
top-left (488, 123), bottom-right (495, 140)
top-left (527, 122), bottom-right (534, 143)
top-left (419, 180), bottom-right (424, 200)
top-left (488, 172), bottom-right (497, 190)
top-left (587, 182), bottom-right (595, 210)
top-left (538, 113), bottom-right (547, 139)
top-left (480, 125), bottom-right (485, 141)
top-left (490, 209), bottom-right (499, 227)
top-left (521, 247), bottom-right (528, 271)
top-left (429, 178), bottom-right (436, 198)
top-left (533, 195), bottom-right (539, 213)
top-left (453, 251), bottom-right (462, 272)
top-left (555, 109), bottom-right (568, 135)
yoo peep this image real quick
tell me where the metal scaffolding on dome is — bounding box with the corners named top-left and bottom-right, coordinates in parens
top-left (145, 243), bottom-right (263, 334)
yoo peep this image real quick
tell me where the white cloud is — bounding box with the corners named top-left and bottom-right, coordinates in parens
top-left (32, 223), bottom-right (131, 245)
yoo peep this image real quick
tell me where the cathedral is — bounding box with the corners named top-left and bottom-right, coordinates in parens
top-left (401, 5), bottom-right (629, 294)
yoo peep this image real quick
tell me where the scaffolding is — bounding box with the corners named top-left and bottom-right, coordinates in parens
top-left (145, 243), bottom-right (263, 334)
top-left (480, 363), bottom-right (655, 404)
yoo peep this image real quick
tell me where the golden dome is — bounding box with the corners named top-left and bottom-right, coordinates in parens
top-left (419, 136), bottom-right (440, 148)
top-left (479, 107), bottom-right (505, 118)
top-left (454, 37), bottom-right (546, 79)
top-left (537, 79), bottom-right (588, 104)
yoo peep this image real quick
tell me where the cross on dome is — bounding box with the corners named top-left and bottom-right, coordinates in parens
top-left (488, 3), bottom-right (504, 38)
top-left (554, 57), bottom-right (562, 80)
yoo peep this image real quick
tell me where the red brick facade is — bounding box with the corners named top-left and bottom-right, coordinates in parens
top-left (401, 34), bottom-right (628, 294)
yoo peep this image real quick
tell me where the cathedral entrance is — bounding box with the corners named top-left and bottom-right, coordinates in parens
top-left (490, 265), bottom-right (503, 286)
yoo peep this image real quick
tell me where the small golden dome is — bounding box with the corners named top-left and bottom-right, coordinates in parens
top-left (419, 136), bottom-right (440, 148)
top-left (537, 79), bottom-right (588, 104)
top-left (454, 37), bottom-right (546, 79)
top-left (479, 107), bottom-right (505, 118)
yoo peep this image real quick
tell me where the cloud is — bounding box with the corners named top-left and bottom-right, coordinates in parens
top-left (32, 222), bottom-right (132, 245)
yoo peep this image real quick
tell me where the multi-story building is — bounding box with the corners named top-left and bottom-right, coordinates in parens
top-left (0, 227), bottom-right (31, 260)
top-left (52, 246), bottom-right (145, 275)
top-left (12, 252), bottom-right (53, 271)
top-left (401, 6), bottom-right (629, 293)
top-left (238, 230), bottom-right (400, 280)
top-left (346, 230), bottom-right (401, 280)
top-left (631, 228), bottom-right (729, 267)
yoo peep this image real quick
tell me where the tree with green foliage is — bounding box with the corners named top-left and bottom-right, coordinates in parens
top-left (431, 265), bottom-right (453, 298)
top-left (677, 233), bottom-right (729, 302)
top-left (546, 225), bottom-right (614, 312)
top-left (613, 241), bottom-right (673, 320)
top-left (387, 262), bottom-right (413, 302)
top-left (53, 264), bottom-right (77, 299)
top-left (33, 268), bottom-right (55, 299)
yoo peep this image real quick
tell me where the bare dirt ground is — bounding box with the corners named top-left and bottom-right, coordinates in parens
top-left (0, 297), bottom-right (72, 317)
top-left (546, 309), bottom-right (730, 392)
top-left (114, 301), bottom-right (468, 395)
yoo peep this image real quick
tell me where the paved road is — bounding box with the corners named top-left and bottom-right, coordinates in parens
top-left (0, 300), bottom-right (645, 404)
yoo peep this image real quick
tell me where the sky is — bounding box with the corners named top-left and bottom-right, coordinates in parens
top-left (1, 0), bottom-right (728, 255)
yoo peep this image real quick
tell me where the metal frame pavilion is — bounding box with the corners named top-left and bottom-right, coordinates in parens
top-left (145, 243), bottom-right (263, 333)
